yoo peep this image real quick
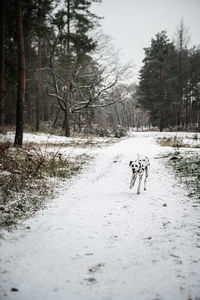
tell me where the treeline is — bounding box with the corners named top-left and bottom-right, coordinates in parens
top-left (0, 0), bottom-right (142, 145)
top-left (3, 2), bottom-right (197, 141)
top-left (138, 23), bottom-right (200, 131)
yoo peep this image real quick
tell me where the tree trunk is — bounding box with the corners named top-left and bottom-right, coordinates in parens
top-left (0, 0), bottom-right (5, 125)
top-left (25, 43), bottom-right (31, 124)
top-left (44, 94), bottom-right (49, 122)
top-left (26, 79), bottom-right (31, 124)
top-left (53, 106), bottom-right (60, 128)
top-left (65, 0), bottom-right (70, 137)
top-left (36, 37), bottom-right (42, 131)
top-left (159, 109), bottom-right (164, 132)
top-left (14, 0), bottom-right (26, 146)
top-left (177, 21), bottom-right (185, 129)
top-left (159, 66), bottom-right (164, 131)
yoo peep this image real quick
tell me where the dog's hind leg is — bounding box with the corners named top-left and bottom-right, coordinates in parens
top-left (137, 174), bottom-right (143, 194)
top-left (130, 174), bottom-right (137, 189)
top-left (144, 174), bottom-right (147, 191)
top-left (144, 167), bottom-right (148, 191)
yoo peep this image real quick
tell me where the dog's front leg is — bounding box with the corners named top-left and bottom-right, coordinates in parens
top-left (146, 165), bottom-right (149, 177)
top-left (130, 174), bottom-right (137, 189)
top-left (137, 174), bottom-right (143, 194)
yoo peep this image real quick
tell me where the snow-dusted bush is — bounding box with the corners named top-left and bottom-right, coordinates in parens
top-left (0, 143), bottom-right (89, 228)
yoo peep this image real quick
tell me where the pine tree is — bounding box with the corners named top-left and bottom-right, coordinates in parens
top-left (0, 0), bottom-right (5, 125)
top-left (138, 31), bottom-right (176, 131)
top-left (174, 20), bottom-right (190, 129)
top-left (14, 0), bottom-right (26, 146)
top-left (188, 47), bottom-right (200, 128)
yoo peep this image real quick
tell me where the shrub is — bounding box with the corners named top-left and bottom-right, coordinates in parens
top-left (0, 143), bottom-right (89, 227)
top-left (113, 128), bottom-right (126, 138)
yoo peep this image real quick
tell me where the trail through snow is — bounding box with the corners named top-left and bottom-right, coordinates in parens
top-left (0, 133), bottom-right (200, 300)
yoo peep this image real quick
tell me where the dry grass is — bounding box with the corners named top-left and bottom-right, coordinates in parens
top-left (157, 136), bottom-right (200, 149)
top-left (0, 142), bottom-right (90, 228)
top-left (166, 151), bottom-right (200, 200)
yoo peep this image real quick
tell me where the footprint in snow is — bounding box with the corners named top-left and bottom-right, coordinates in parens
top-left (109, 235), bottom-right (118, 242)
top-left (162, 221), bottom-right (171, 229)
top-left (83, 263), bottom-right (105, 285)
top-left (85, 252), bottom-right (94, 256)
top-left (83, 275), bottom-right (97, 285)
top-left (122, 205), bottom-right (130, 209)
top-left (88, 263), bottom-right (105, 274)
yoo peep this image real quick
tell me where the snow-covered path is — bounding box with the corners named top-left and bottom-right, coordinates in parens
top-left (1, 133), bottom-right (200, 300)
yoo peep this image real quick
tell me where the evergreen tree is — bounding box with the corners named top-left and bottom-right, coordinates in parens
top-left (14, 0), bottom-right (26, 146)
top-left (0, 0), bottom-right (5, 125)
top-left (174, 19), bottom-right (190, 128)
top-left (138, 31), bottom-right (177, 131)
top-left (188, 46), bottom-right (200, 128)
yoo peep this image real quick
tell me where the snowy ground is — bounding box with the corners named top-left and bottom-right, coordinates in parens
top-left (0, 132), bottom-right (200, 300)
top-left (0, 131), bottom-right (114, 146)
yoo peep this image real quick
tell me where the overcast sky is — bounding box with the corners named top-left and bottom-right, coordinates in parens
top-left (91, 0), bottom-right (200, 82)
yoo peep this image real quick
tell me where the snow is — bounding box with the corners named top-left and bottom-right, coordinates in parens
top-left (0, 131), bottom-right (113, 145)
top-left (0, 132), bottom-right (200, 300)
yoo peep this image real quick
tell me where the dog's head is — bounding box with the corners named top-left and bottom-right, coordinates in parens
top-left (129, 160), bottom-right (140, 174)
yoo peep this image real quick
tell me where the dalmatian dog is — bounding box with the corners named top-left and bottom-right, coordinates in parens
top-left (129, 155), bottom-right (150, 194)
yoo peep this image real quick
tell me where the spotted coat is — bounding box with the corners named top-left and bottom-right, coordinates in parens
top-left (129, 156), bottom-right (150, 194)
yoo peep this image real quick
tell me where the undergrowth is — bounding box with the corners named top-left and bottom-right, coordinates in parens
top-left (167, 152), bottom-right (200, 200)
top-left (157, 135), bottom-right (200, 200)
top-left (157, 135), bottom-right (200, 149)
top-left (0, 142), bottom-right (90, 228)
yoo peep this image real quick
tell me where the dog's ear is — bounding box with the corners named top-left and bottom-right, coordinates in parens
top-left (129, 161), bottom-right (133, 166)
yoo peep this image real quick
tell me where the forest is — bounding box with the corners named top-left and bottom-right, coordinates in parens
top-left (138, 27), bottom-right (200, 132)
top-left (0, 0), bottom-right (200, 147)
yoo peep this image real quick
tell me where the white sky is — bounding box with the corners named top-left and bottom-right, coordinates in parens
top-left (91, 0), bottom-right (200, 82)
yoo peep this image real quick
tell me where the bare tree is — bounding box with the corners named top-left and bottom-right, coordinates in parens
top-left (47, 63), bottom-right (130, 116)
top-left (46, 32), bottom-right (132, 126)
